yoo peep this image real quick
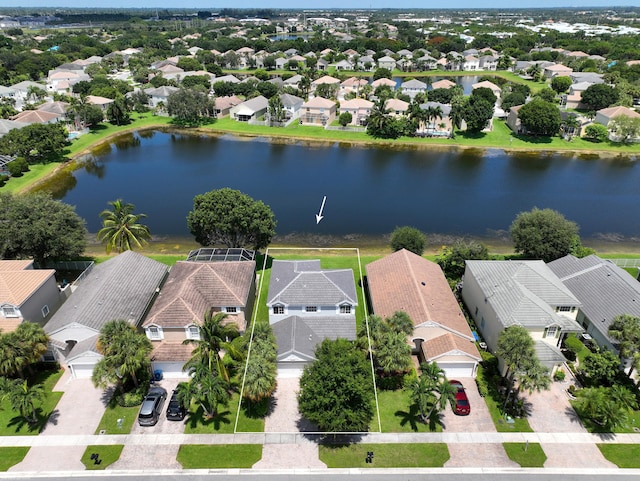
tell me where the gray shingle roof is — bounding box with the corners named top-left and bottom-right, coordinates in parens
top-left (267, 260), bottom-right (357, 306)
top-left (45, 251), bottom-right (168, 334)
top-left (534, 340), bottom-right (566, 365)
top-left (465, 260), bottom-right (582, 330)
top-left (272, 315), bottom-right (356, 362)
top-left (548, 255), bottom-right (640, 343)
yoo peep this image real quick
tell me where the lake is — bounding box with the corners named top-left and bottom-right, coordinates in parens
top-left (49, 130), bottom-right (640, 241)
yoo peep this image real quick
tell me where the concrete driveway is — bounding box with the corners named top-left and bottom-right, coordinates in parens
top-left (10, 369), bottom-right (111, 472)
top-left (109, 379), bottom-right (184, 471)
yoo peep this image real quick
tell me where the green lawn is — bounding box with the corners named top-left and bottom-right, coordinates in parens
top-left (81, 445), bottom-right (124, 470)
top-left (0, 368), bottom-right (64, 436)
top-left (319, 443), bottom-right (450, 468)
top-left (184, 392), bottom-right (264, 433)
top-left (377, 389), bottom-right (442, 433)
top-left (94, 400), bottom-right (139, 435)
top-left (177, 444), bottom-right (262, 468)
top-left (0, 447), bottom-right (29, 471)
top-left (597, 444), bottom-right (640, 468)
top-left (503, 442), bottom-right (547, 467)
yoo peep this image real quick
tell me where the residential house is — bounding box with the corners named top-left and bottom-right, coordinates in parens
top-left (595, 106), bottom-right (640, 128)
top-left (385, 98), bottom-right (409, 117)
top-left (11, 110), bottom-right (62, 125)
top-left (214, 74), bottom-right (241, 85)
top-left (332, 59), bottom-right (354, 71)
top-left (548, 255), bottom-right (640, 356)
top-left (280, 93), bottom-right (304, 120)
top-left (377, 56), bottom-right (397, 71)
top-left (311, 75), bottom-right (340, 92)
top-left (339, 98), bottom-right (373, 126)
top-left (570, 72), bottom-right (604, 85)
top-left (274, 57), bottom-right (288, 70)
top-left (86, 95), bottom-right (114, 112)
top-left (563, 82), bottom-right (591, 109)
top-left (144, 85), bottom-right (180, 109)
top-left (461, 260), bottom-right (583, 373)
top-left (0, 85), bottom-right (15, 100)
top-left (544, 63), bottom-right (573, 79)
top-left (10, 81), bottom-right (47, 106)
top-left (0, 260), bottom-right (62, 333)
top-left (479, 55), bottom-right (499, 71)
top-left (400, 78), bottom-right (427, 100)
top-left (0, 119), bottom-right (28, 137)
top-left (366, 250), bottom-right (481, 378)
top-left (430, 79), bottom-right (456, 90)
top-left (300, 97), bottom-right (337, 126)
top-left (418, 101), bottom-right (452, 135)
top-left (283, 74), bottom-right (303, 89)
top-left (472, 80), bottom-right (502, 102)
top-left (37, 101), bottom-right (69, 117)
top-left (230, 95), bottom-right (269, 122)
top-left (371, 77), bottom-right (397, 90)
top-left (44, 251), bottom-right (168, 379)
top-left (463, 55), bottom-right (480, 71)
top-left (142, 259), bottom-right (256, 378)
top-left (357, 55), bottom-right (375, 71)
top-left (267, 260), bottom-right (357, 375)
top-left (316, 58), bottom-right (330, 71)
top-left (506, 104), bottom-right (525, 133)
top-left (214, 95), bottom-right (243, 117)
top-left (397, 49), bottom-right (413, 59)
top-left (415, 55), bottom-right (438, 71)
top-left (340, 76), bottom-right (368, 95)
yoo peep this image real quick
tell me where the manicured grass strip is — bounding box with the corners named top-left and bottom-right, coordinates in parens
top-left (597, 444), bottom-right (640, 468)
top-left (503, 442), bottom-right (547, 467)
top-left (81, 445), bottom-right (124, 470)
top-left (319, 443), bottom-right (449, 468)
top-left (185, 392), bottom-right (264, 433)
top-left (0, 447), bottom-right (29, 471)
top-left (0, 368), bottom-right (64, 436)
top-left (177, 444), bottom-right (262, 469)
top-left (377, 389), bottom-right (442, 433)
top-left (94, 401), bottom-right (139, 435)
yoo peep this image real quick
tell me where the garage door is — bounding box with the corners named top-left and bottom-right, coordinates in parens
top-left (70, 363), bottom-right (95, 379)
top-left (277, 362), bottom-right (307, 378)
top-left (438, 362), bottom-right (476, 379)
top-left (152, 361), bottom-right (190, 379)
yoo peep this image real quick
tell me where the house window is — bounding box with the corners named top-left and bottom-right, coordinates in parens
top-left (187, 326), bottom-right (200, 340)
top-left (147, 326), bottom-right (162, 340)
top-left (545, 326), bottom-right (558, 338)
top-left (273, 305), bottom-right (284, 315)
top-left (225, 307), bottom-right (237, 313)
top-left (1, 305), bottom-right (18, 318)
top-left (339, 304), bottom-right (351, 314)
top-left (305, 306), bottom-right (318, 313)
top-left (41, 305), bottom-right (50, 318)
top-left (557, 306), bottom-right (572, 312)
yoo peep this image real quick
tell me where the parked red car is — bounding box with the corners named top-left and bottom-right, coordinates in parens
top-left (449, 380), bottom-right (471, 416)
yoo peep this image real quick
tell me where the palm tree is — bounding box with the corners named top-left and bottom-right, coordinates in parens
top-left (608, 314), bottom-right (640, 377)
top-left (14, 322), bottom-right (49, 376)
top-left (408, 362), bottom-right (449, 423)
top-left (243, 355), bottom-right (277, 402)
top-left (0, 335), bottom-right (23, 377)
top-left (97, 199), bottom-right (151, 254)
top-left (386, 311), bottom-right (414, 336)
top-left (4, 379), bottom-right (45, 424)
top-left (183, 310), bottom-right (241, 383)
top-left (187, 364), bottom-right (230, 418)
top-left (425, 105), bottom-right (443, 132)
top-left (375, 330), bottom-right (412, 376)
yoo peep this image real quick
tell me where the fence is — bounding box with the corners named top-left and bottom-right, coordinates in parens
top-left (324, 125), bottom-right (366, 133)
top-left (604, 259), bottom-right (640, 268)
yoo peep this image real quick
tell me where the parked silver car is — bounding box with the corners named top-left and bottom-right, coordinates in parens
top-left (138, 386), bottom-right (167, 426)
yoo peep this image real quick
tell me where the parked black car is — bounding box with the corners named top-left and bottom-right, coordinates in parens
top-left (138, 386), bottom-right (167, 426)
top-left (166, 389), bottom-right (186, 421)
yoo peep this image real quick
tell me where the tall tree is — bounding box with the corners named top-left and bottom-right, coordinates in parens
top-left (581, 83), bottom-right (619, 111)
top-left (1, 379), bottom-right (44, 424)
top-left (267, 95), bottom-right (285, 125)
top-left (0, 192), bottom-right (87, 266)
top-left (97, 199), bottom-right (151, 254)
top-left (298, 338), bottom-right (374, 432)
top-left (518, 98), bottom-right (561, 136)
top-left (167, 87), bottom-right (215, 126)
top-left (390, 226), bottom-right (427, 255)
top-left (407, 362), bottom-right (456, 424)
top-left (509, 207), bottom-right (579, 262)
top-left (608, 314), bottom-right (640, 377)
top-left (609, 116), bottom-right (640, 144)
top-left (242, 322), bottom-right (277, 403)
top-left (0, 123), bottom-right (68, 164)
top-left (187, 188), bottom-right (277, 250)
top-left (437, 240), bottom-right (490, 280)
top-left (183, 310), bottom-right (241, 383)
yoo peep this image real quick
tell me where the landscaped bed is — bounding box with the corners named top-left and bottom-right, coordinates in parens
top-left (177, 444), bottom-right (262, 468)
top-left (319, 443), bottom-right (450, 468)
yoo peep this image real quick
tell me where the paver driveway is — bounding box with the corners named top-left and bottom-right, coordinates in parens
top-left (10, 369), bottom-right (110, 472)
top-left (109, 379), bottom-right (184, 471)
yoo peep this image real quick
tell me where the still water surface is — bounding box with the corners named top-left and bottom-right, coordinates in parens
top-left (51, 130), bottom-right (640, 239)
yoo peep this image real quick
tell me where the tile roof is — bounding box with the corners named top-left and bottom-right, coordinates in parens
top-left (366, 249), bottom-right (473, 339)
top-left (597, 106), bottom-right (640, 120)
top-left (45, 251), bottom-right (168, 334)
top-left (267, 260), bottom-right (357, 307)
top-left (0, 260), bottom-right (55, 307)
top-left (422, 332), bottom-right (481, 360)
top-left (464, 260), bottom-right (582, 330)
top-left (340, 98), bottom-right (374, 109)
top-left (311, 75), bottom-right (340, 86)
top-left (302, 97), bottom-right (336, 109)
top-left (548, 255), bottom-right (640, 343)
top-left (143, 260), bottom-right (255, 329)
top-left (12, 110), bottom-right (61, 124)
top-left (150, 341), bottom-right (195, 362)
top-left (272, 315), bottom-right (356, 362)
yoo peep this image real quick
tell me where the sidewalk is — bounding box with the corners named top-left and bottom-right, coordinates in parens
top-left (1, 431), bottom-right (639, 447)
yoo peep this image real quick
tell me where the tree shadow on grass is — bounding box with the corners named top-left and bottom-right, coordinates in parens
top-left (185, 406), bottom-right (231, 431)
top-left (395, 403), bottom-right (441, 432)
top-left (514, 133), bottom-right (553, 144)
top-left (7, 408), bottom-right (59, 434)
top-left (241, 396), bottom-right (273, 419)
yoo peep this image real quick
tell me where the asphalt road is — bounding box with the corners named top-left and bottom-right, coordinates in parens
top-left (4, 470), bottom-right (640, 481)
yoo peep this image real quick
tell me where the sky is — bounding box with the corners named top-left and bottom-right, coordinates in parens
top-left (1, 1), bottom-right (636, 10)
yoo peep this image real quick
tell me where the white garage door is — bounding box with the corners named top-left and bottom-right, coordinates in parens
top-left (70, 363), bottom-right (95, 379)
top-left (438, 362), bottom-right (476, 379)
top-left (277, 362), bottom-right (307, 378)
top-left (152, 361), bottom-right (190, 379)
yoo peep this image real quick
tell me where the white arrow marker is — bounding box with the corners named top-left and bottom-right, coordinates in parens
top-left (315, 195), bottom-right (327, 224)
